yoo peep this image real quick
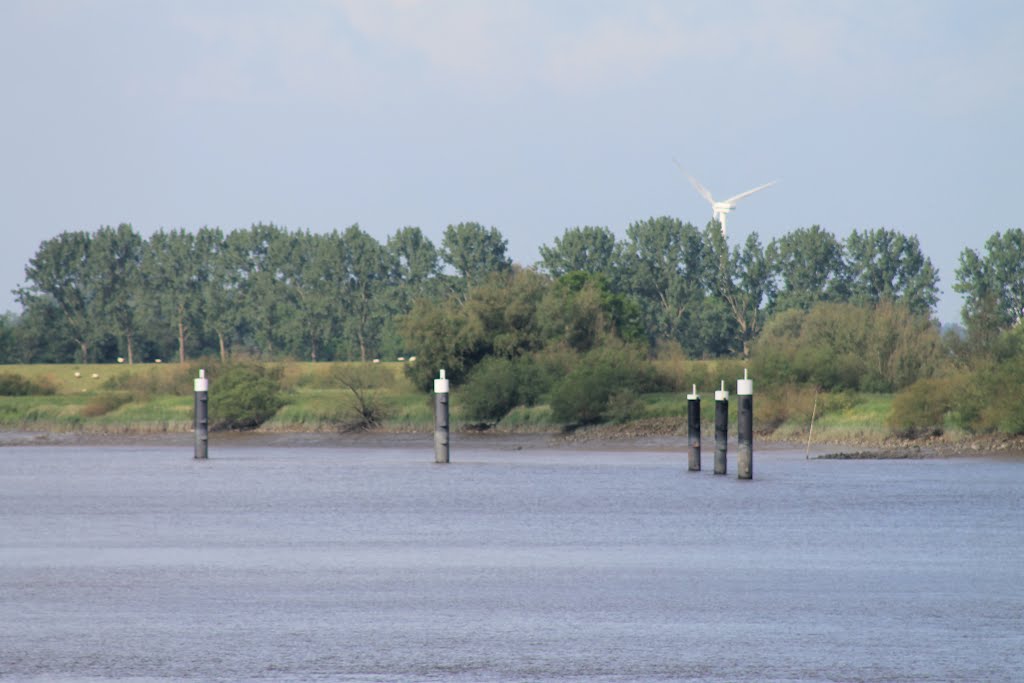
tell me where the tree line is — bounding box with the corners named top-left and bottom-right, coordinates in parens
top-left (3, 218), bottom-right (1021, 373)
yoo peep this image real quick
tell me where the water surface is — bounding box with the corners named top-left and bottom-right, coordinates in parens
top-left (1, 441), bottom-right (1021, 681)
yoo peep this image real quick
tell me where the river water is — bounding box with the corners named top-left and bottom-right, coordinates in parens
top-left (1, 438), bottom-right (1021, 682)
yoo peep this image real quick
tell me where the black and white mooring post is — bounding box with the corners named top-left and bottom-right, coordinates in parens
top-left (687, 384), bottom-right (701, 471)
top-left (714, 380), bottom-right (729, 475)
top-left (737, 369), bottom-right (753, 480)
top-left (194, 369), bottom-right (209, 460)
top-left (434, 369), bottom-right (450, 464)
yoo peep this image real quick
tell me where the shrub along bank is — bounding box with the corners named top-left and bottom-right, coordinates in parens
top-left (0, 356), bottom-right (1020, 448)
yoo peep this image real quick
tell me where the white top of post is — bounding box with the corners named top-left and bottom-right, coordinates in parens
top-left (194, 368), bottom-right (209, 392)
top-left (715, 379), bottom-right (729, 401)
top-left (737, 368), bottom-right (753, 396)
top-left (434, 369), bottom-right (450, 394)
top-left (687, 383), bottom-right (698, 400)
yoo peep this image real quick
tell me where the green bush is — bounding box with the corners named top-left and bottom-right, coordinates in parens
top-left (460, 357), bottom-right (520, 422)
top-left (548, 345), bottom-right (655, 425)
top-left (602, 389), bottom-right (645, 423)
top-left (889, 377), bottom-right (955, 438)
top-left (752, 302), bottom-right (943, 392)
top-left (962, 357), bottom-right (1024, 435)
top-left (209, 363), bottom-right (286, 430)
top-left (527, 346), bottom-right (578, 394)
top-left (458, 356), bottom-right (556, 423)
top-left (0, 372), bottom-right (56, 396)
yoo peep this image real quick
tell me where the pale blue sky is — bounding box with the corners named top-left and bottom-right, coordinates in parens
top-left (2, 0), bottom-right (1022, 324)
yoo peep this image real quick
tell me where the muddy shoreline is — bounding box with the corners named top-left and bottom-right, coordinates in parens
top-left (3, 424), bottom-right (1023, 459)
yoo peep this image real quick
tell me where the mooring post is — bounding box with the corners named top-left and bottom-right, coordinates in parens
top-left (714, 380), bottom-right (729, 475)
top-left (687, 384), bottom-right (701, 471)
top-left (434, 369), bottom-right (450, 464)
top-left (194, 369), bottom-right (209, 460)
top-left (737, 369), bottom-right (753, 480)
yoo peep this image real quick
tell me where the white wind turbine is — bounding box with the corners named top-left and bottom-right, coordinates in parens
top-left (675, 161), bottom-right (777, 237)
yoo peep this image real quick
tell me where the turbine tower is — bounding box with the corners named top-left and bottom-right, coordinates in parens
top-left (675, 161), bottom-right (776, 237)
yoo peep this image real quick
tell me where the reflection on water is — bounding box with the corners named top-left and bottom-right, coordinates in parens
top-left (1, 442), bottom-right (1022, 682)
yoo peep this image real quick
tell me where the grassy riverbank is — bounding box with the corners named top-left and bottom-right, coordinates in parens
top-left (0, 361), bottom-right (996, 451)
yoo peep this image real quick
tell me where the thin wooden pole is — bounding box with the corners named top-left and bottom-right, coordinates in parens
top-left (805, 388), bottom-right (819, 460)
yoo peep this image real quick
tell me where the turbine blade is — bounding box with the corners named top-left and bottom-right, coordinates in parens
top-left (673, 159), bottom-right (714, 204)
top-left (723, 180), bottom-right (777, 205)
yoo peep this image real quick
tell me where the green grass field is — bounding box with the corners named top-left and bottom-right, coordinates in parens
top-left (0, 361), bottom-right (426, 433)
top-left (768, 392), bottom-right (893, 443)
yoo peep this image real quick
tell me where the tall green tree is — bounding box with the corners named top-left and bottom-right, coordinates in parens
top-left (845, 228), bottom-right (939, 315)
top-left (400, 293), bottom-right (475, 390)
top-left (766, 225), bottom-right (848, 312)
top-left (227, 224), bottom-right (292, 358)
top-left (619, 216), bottom-right (704, 345)
top-left (91, 224), bottom-right (144, 364)
top-left (381, 226), bottom-right (442, 356)
top-left (387, 226), bottom-right (441, 307)
top-left (195, 227), bottom-right (238, 363)
top-left (388, 226), bottom-right (440, 287)
top-left (342, 225), bottom-right (395, 361)
top-left (441, 222), bottom-right (512, 289)
top-left (538, 226), bottom-right (619, 281)
top-left (143, 229), bottom-right (208, 363)
top-left (275, 231), bottom-right (340, 362)
top-left (537, 271), bottom-right (644, 352)
top-left (462, 267), bottom-right (549, 359)
top-left (954, 228), bottom-right (1024, 332)
top-left (0, 313), bottom-right (17, 363)
top-left (704, 227), bottom-right (773, 357)
top-left (399, 267), bottom-right (549, 390)
top-left (18, 230), bottom-right (99, 362)
top-left (4, 304), bottom-right (78, 363)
